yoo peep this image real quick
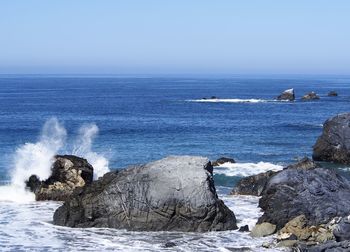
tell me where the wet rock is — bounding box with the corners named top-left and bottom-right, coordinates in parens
top-left (333, 216), bottom-right (350, 242)
top-left (238, 225), bottom-right (249, 232)
top-left (277, 240), bottom-right (298, 248)
top-left (298, 240), bottom-right (350, 252)
top-left (328, 91), bottom-right (338, 97)
top-left (258, 164), bottom-right (350, 230)
top-left (26, 155), bottom-right (93, 201)
top-left (250, 222), bottom-right (276, 237)
top-left (277, 88), bottom-right (295, 101)
top-left (53, 156), bottom-right (237, 232)
top-left (313, 113), bottom-right (350, 164)
top-left (212, 157), bottom-right (235, 166)
top-left (164, 242), bottom-right (177, 248)
top-left (302, 92), bottom-right (320, 100)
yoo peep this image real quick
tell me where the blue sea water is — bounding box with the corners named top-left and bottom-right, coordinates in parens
top-left (0, 75), bottom-right (349, 251)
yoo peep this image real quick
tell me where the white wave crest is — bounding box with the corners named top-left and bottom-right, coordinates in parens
top-left (214, 161), bottom-right (283, 177)
top-left (188, 98), bottom-right (270, 103)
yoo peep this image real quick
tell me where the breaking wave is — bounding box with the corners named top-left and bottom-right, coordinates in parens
top-left (214, 161), bottom-right (284, 177)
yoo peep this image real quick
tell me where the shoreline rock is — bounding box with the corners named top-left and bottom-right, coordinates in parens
top-left (53, 156), bottom-right (238, 232)
top-left (26, 155), bottom-right (93, 201)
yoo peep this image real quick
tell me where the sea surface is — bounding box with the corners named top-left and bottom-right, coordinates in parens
top-left (0, 75), bottom-right (349, 251)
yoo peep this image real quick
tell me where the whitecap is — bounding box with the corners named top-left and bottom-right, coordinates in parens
top-left (214, 161), bottom-right (284, 177)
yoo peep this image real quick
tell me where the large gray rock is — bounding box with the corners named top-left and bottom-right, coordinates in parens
top-left (26, 155), bottom-right (93, 201)
top-left (53, 156), bottom-right (237, 232)
top-left (277, 88), bottom-right (295, 101)
top-left (313, 113), bottom-right (350, 164)
top-left (258, 165), bottom-right (350, 230)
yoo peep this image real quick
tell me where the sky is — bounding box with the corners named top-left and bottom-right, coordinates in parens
top-left (0, 1), bottom-right (350, 75)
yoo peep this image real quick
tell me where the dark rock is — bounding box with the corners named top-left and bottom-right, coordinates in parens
top-left (302, 92), bottom-right (320, 100)
top-left (277, 88), bottom-right (295, 101)
top-left (334, 217), bottom-right (350, 242)
top-left (211, 96), bottom-right (218, 99)
top-left (328, 91), bottom-right (338, 97)
top-left (258, 165), bottom-right (350, 230)
top-left (164, 242), bottom-right (177, 248)
top-left (53, 156), bottom-right (237, 232)
top-left (212, 157), bottom-right (235, 166)
top-left (231, 170), bottom-right (276, 196)
top-left (26, 155), bottom-right (93, 201)
top-left (284, 157), bottom-right (318, 170)
top-left (238, 225), bottom-right (249, 232)
top-left (313, 113), bottom-right (350, 164)
top-left (297, 240), bottom-right (350, 252)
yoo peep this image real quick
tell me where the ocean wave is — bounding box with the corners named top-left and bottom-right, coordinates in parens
top-left (187, 98), bottom-right (270, 103)
top-left (214, 161), bottom-right (284, 177)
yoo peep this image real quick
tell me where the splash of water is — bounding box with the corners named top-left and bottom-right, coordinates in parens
top-left (73, 123), bottom-right (110, 179)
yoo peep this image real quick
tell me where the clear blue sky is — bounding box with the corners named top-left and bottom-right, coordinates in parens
top-left (1, 1), bottom-right (350, 75)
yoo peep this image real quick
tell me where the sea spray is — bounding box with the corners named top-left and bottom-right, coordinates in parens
top-left (0, 118), bottom-right (109, 202)
top-left (73, 123), bottom-right (110, 179)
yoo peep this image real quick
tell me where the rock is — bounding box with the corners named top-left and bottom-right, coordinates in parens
top-left (333, 216), bottom-right (350, 242)
top-left (302, 92), bottom-right (320, 100)
top-left (277, 240), bottom-right (298, 248)
top-left (164, 242), bottom-right (177, 248)
top-left (277, 88), bottom-right (295, 101)
top-left (231, 157), bottom-right (316, 196)
top-left (298, 240), bottom-right (350, 252)
top-left (231, 170), bottom-right (276, 196)
top-left (238, 225), bottom-right (249, 232)
top-left (26, 155), bottom-right (93, 201)
top-left (250, 222), bottom-right (276, 237)
top-left (53, 156), bottom-right (237, 232)
top-left (258, 164), bottom-right (350, 230)
top-left (211, 96), bottom-right (218, 99)
top-left (328, 91), bottom-right (338, 97)
top-left (279, 215), bottom-right (312, 241)
top-left (313, 113), bottom-right (350, 164)
top-left (212, 157), bottom-right (235, 166)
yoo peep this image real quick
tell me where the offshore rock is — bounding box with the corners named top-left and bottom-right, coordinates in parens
top-left (302, 91), bottom-right (320, 100)
top-left (277, 88), bottom-right (295, 101)
top-left (258, 164), bottom-right (350, 230)
top-left (26, 155), bottom-right (93, 201)
top-left (212, 157), bottom-right (235, 166)
top-left (53, 156), bottom-right (237, 232)
top-left (313, 113), bottom-right (350, 164)
top-left (328, 91), bottom-right (338, 97)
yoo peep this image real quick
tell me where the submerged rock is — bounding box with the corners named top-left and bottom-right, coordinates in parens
top-left (313, 113), bottom-right (350, 164)
top-left (258, 164), bottom-right (350, 230)
top-left (212, 157), bottom-right (235, 166)
top-left (277, 88), bottom-right (295, 101)
top-left (302, 92), bottom-right (320, 100)
top-left (53, 156), bottom-right (237, 232)
top-left (26, 155), bottom-right (93, 201)
top-left (328, 91), bottom-right (338, 97)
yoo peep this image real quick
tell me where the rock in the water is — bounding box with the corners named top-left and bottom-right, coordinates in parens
top-left (26, 155), bottom-right (93, 201)
top-left (333, 216), bottom-right (350, 242)
top-left (277, 88), bottom-right (295, 101)
top-left (53, 156), bottom-right (237, 232)
top-left (212, 157), bottom-right (235, 166)
top-left (238, 225), bottom-right (249, 232)
top-left (250, 222), bottom-right (276, 237)
top-left (328, 91), bottom-right (338, 97)
top-left (258, 164), bottom-right (350, 230)
top-left (302, 92), bottom-right (320, 100)
top-left (231, 170), bottom-right (276, 196)
top-left (313, 113), bottom-right (350, 164)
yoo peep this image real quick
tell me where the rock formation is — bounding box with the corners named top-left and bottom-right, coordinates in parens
top-left (302, 91), bottom-right (320, 100)
top-left (277, 88), bottom-right (295, 101)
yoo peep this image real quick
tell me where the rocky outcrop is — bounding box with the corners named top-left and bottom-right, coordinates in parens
top-left (231, 170), bottom-right (276, 196)
top-left (26, 155), bottom-right (93, 201)
top-left (258, 165), bottom-right (350, 230)
top-left (277, 88), bottom-right (295, 101)
top-left (313, 113), bottom-right (350, 164)
top-left (328, 91), bottom-right (338, 97)
top-left (212, 157), bottom-right (235, 166)
top-left (302, 92), bottom-right (320, 100)
top-left (53, 156), bottom-right (237, 232)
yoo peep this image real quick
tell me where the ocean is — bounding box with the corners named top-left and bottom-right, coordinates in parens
top-left (0, 75), bottom-right (349, 251)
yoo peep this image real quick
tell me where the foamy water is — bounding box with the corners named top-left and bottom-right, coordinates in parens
top-left (215, 162), bottom-right (284, 177)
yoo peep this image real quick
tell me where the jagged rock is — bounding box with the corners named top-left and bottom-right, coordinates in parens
top-left (277, 88), bottom-right (295, 101)
top-left (302, 92), bottom-right (320, 100)
top-left (328, 91), bottom-right (338, 97)
top-left (26, 155), bottom-right (93, 201)
top-left (212, 157), bottom-right (235, 166)
top-left (298, 240), bottom-right (350, 252)
top-left (258, 163), bottom-right (350, 230)
top-left (231, 170), bottom-right (276, 196)
top-left (250, 222), bottom-right (276, 237)
top-left (53, 156), bottom-right (237, 232)
top-left (238, 225), bottom-right (249, 232)
top-left (313, 113), bottom-right (350, 164)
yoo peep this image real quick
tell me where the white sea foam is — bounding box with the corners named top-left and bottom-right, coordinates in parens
top-left (188, 98), bottom-right (269, 103)
top-left (0, 118), bottom-right (109, 203)
top-left (215, 161), bottom-right (284, 177)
